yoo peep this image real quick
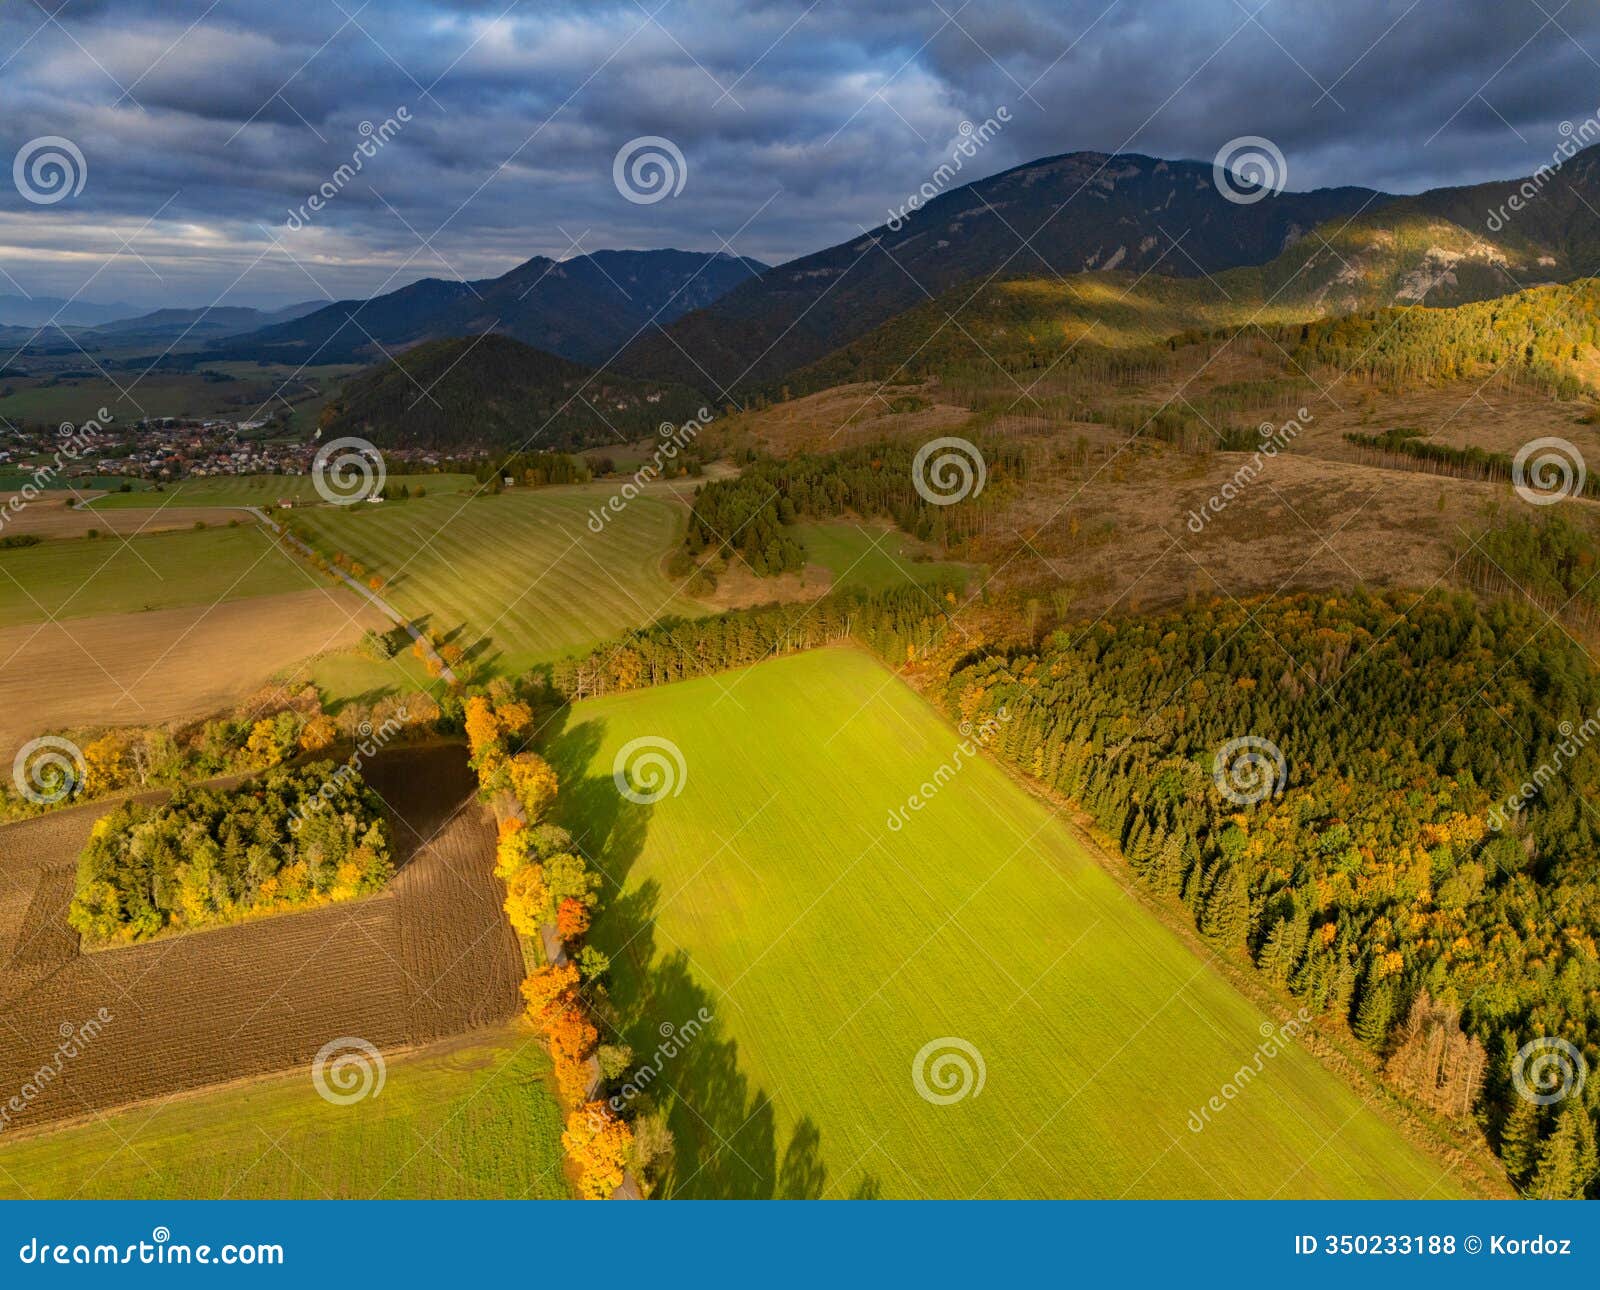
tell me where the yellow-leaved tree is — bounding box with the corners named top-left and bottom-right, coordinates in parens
top-left (503, 864), bottom-right (551, 937)
top-left (507, 752), bottom-right (558, 822)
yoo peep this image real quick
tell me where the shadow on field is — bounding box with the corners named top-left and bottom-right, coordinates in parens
top-left (545, 707), bottom-right (872, 1200)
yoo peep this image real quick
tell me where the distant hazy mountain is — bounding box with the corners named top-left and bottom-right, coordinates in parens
top-left (205, 249), bottom-right (765, 368)
top-left (615, 151), bottom-right (1387, 396)
top-left (88, 302), bottom-right (325, 344)
top-left (0, 296), bottom-right (140, 328)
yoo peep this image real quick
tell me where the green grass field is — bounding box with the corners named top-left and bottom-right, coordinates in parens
top-left (797, 521), bottom-right (971, 593)
top-left (548, 648), bottom-right (1464, 1200)
top-left (0, 1031), bottom-right (571, 1199)
top-left (87, 472), bottom-right (477, 510)
top-left (0, 523), bottom-right (312, 623)
top-left (292, 485), bottom-right (705, 674)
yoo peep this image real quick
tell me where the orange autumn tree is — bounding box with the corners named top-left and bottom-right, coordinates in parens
top-left (564, 1104), bottom-right (634, 1199)
top-left (556, 896), bottom-right (591, 940)
top-left (520, 962), bottom-right (580, 1021)
top-left (545, 1003), bottom-right (598, 1065)
top-left (553, 1054), bottom-right (595, 1109)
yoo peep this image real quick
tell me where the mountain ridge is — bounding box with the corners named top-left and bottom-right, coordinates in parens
top-left (199, 248), bottom-right (765, 369)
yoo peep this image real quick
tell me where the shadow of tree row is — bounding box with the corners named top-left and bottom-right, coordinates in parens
top-left (544, 706), bottom-right (880, 1200)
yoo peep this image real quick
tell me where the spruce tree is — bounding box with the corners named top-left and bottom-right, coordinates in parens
top-left (1150, 832), bottom-right (1187, 896)
top-left (1498, 1095), bottom-right (1542, 1187)
top-left (1530, 1107), bottom-right (1584, 1199)
top-left (1200, 863), bottom-right (1249, 947)
top-left (1353, 979), bottom-right (1396, 1050)
top-left (1258, 917), bottom-right (1297, 986)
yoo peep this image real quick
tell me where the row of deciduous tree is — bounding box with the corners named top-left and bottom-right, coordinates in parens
top-left (465, 693), bottom-right (641, 1199)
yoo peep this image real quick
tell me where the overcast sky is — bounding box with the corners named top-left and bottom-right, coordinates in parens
top-left (3, 0), bottom-right (1598, 309)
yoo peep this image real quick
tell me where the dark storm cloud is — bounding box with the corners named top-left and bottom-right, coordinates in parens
top-left (1, 0), bottom-right (1597, 307)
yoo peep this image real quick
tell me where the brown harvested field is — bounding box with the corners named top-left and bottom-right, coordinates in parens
top-left (0, 586), bottom-right (386, 761)
top-left (0, 495), bottom-right (255, 540)
top-left (0, 743), bottom-right (522, 1135)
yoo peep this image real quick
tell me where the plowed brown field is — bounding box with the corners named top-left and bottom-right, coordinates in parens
top-left (0, 586), bottom-right (386, 761)
top-left (0, 744), bottom-right (521, 1135)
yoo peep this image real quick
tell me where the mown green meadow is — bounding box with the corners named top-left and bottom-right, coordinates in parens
top-left (293, 485), bottom-right (705, 674)
top-left (548, 647), bottom-right (1463, 1199)
top-left (0, 1031), bottom-right (570, 1200)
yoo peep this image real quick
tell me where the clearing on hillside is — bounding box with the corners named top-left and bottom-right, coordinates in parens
top-left (796, 521), bottom-right (971, 593)
top-left (548, 648), bottom-right (1466, 1200)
